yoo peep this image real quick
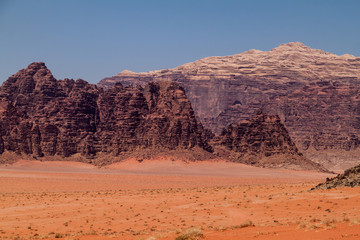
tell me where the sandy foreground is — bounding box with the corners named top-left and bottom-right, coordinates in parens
top-left (0, 159), bottom-right (360, 239)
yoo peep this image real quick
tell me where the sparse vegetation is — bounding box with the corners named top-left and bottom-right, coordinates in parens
top-left (1, 166), bottom-right (360, 240)
top-left (175, 228), bottom-right (204, 240)
top-left (54, 233), bottom-right (64, 238)
top-left (297, 221), bottom-right (319, 230)
top-left (321, 218), bottom-right (337, 227)
top-left (350, 218), bottom-right (360, 225)
top-left (231, 220), bottom-right (255, 229)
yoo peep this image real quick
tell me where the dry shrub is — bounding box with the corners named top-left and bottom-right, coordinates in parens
top-left (175, 228), bottom-right (204, 240)
top-left (232, 220), bottom-right (255, 229)
top-left (54, 233), bottom-right (64, 238)
top-left (297, 221), bottom-right (319, 230)
top-left (320, 218), bottom-right (337, 229)
top-left (350, 218), bottom-right (360, 225)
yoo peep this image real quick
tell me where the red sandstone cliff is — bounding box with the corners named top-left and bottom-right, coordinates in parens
top-left (0, 63), bottom-right (212, 165)
top-left (0, 62), bottom-right (328, 172)
top-left (98, 42), bottom-right (360, 170)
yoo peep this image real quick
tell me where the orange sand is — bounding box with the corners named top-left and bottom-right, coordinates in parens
top-left (1, 159), bottom-right (359, 239)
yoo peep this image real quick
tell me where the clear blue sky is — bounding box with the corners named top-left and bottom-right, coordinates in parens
top-left (1, 0), bottom-right (359, 84)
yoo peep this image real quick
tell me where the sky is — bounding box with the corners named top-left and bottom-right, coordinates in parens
top-left (0, 0), bottom-right (359, 84)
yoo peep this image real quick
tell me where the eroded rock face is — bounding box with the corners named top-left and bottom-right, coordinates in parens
top-left (0, 63), bottom-right (212, 165)
top-left (212, 112), bottom-right (328, 172)
top-left (98, 42), bottom-right (360, 170)
top-left (0, 62), bottom-right (100, 158)
top-left (96, 81), bottom-right (212, 156)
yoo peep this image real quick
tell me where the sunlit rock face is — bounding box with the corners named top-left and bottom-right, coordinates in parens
top-left (99, 42), bottom-right (360, 170)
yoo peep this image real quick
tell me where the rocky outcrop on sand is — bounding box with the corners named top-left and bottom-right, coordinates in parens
top-left (212, 112), bottom-right (328, 172)
top-left (0, 63), bottom-right (212, 165)
top-left (313, 164), bottom-right (360, 189)
top-left (0, 62), bottom-right (330, 172)
top-left (98, 42), bottom-right (360, 170)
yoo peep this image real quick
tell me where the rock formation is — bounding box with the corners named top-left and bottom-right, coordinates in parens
top-left (0, 63), bottom-right (212, 165)
top-left (98, 42), bottom-right (360, 170)
top-left (212, 112), bottom-right (328, 172)
top-left (313, 164), bottom-right (360, 189)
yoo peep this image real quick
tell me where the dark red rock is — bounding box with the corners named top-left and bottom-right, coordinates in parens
top-left (0, 63), bottom-right (100, 158)
top-left (212, 112), bottom-right (328, 172)
top-left (139, 82), bottom-right (213, 153)
top-left (0, 63), bottom-right (212, 165)
top-left (98, 43), bottom-right (360, 170)
top-left (0, 62), bottom-right (328, 172)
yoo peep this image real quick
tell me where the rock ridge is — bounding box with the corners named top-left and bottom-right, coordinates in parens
top-left (98, 42), bottom-right (360, 170)
top-left (0, 63), bottom-right (212, 165)
top-left (213, 112), bottom-right (328, 172)
top-left (0, 62), bottom-right (329, 172)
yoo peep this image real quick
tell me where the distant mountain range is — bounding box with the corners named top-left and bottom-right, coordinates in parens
top-left (99, 42), bottom-right (360, 170)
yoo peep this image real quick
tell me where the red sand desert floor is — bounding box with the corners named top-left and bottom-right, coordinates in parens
top-left (1, 160), bottom-right (359, 239)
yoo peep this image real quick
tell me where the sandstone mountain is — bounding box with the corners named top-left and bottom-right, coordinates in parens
top-left (313, 164), bottom-right (360, 190)
top-left (212, 112), bottom-right (328, 172)
top-left (0, 63), bottom-right (212, 165)
top-left (0, 62), bottom-right (328, 172)
top-left (98, 42), bottom-right (360, 170)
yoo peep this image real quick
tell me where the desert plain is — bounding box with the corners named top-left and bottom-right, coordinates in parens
top-left (1, 160), bottom-right (360, 240)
